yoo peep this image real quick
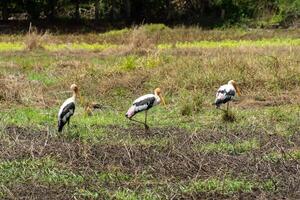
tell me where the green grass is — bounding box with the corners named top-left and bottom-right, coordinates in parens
top-left (0, 42), bottom-right (24, 51)
top-left (27, 71), bottom-right (58, 86)
top-left (182, 178), bottom-right (276, 194)
top-left (0, 37), bottom-right (299, 52)
top-left (158, 38), bottom-right (300, 49)
top-left (194, 139), bottom-right (260, 154)
top-left (44, 43), bottom-right (117, 52)
top-left (112, 189), bottom-right (160, 200)
top-left (1, 104), bottom-right (299, 139)
top-left (0, 27), bottom-right (299, 199)
top-left (0, 157), bottom-right (83, 187)
top-left (264, 150), bottom-right (300, 161)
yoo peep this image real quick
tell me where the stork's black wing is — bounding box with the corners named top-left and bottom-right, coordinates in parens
top-left (58, 102), bottom-right (75, 132)
top-left (133, 96), bottom-right (156, 111)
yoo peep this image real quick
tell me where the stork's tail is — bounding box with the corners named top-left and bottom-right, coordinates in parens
top-left (58, 120), bottom-right (64, 132)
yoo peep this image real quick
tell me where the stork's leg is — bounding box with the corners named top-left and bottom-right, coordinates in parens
top-left (129, 118), bottom-right (146, 127)
top-left (128, 112), bottom-right (149, 131)
top-left (144, 110), bottom-right (149, 130)
top-left (226, 102), bottom-right (229, 112)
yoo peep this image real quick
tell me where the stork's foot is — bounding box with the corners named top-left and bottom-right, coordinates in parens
top-left (144, 124), bottom-right (149, 130)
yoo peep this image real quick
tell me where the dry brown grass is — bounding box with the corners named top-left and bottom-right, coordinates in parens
top-left (101, 26), bottom-right (157, 56)
top-left (1, 28), bottom-right (299, 109)
top-left (0, 74), bottom-right (53, 107)
top-left (24, 27), bottom-right (49, 51)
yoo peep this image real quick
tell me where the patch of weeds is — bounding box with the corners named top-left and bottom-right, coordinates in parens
top-left (139, 137), bottom-right (170, 148)
top-left (24, 29), bottom-right (49, 51)
top-left (120, 55), bottom-right (139, 71)
top-left (144, 55), bottom-right (161, 68)
top-left (0, 42), bottom-right (24, 51)
top-left (262, 179), bottom-right (277, 192)
top-left (195, 139), bottom-right (259, 155)
top-left (103, 28), bottom-right (130, 37)
top-left (268, 107), bottom-right (290, 122)
top-left (143, 24), bottom-right (169, 32)
top-left (172, 38), bottom-right (300, 49)
top-left (97, 171), bottom-right (132, 184)
top-left (286, 119), bottom-right (300, 136)
top-left (181, 178), bottom-right (255, 194)
top-left (113, 188), bottom-right (160, 200)
top-left (66, 124), bottom-right (108, 142)
top-left (74, 188), bottom-right (102, 199)
top-left (44, 43), bottom-right (116, 52)
top-left (111, 87), bottom-right (130, 96)
top-left (27, 71), bottom-right (57, 86)
top-left (254, 95), bottom-right (266, 101)
top-left (179, 91), bottom-right (205, 116)
top-left (222, 110), bottom-right (236, 122)
top-left (264, 150), bottom-right (300, 162)
top-left (180, 103), bottom-right (193, 116)
top-left (0, 157), bottom-right (83, 187)
top-left (182, 177), bottom-right (276, 195)
top-left (1, 107), bottom-right (55, 127)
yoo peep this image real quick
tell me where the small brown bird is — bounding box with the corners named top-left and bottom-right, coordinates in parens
top-left (85, 102), bottom-right (104, 116)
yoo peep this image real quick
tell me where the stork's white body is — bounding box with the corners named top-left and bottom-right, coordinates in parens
top-left (57, 96), bottom-right (76, 132)
top-left (126, 93), bottom-right (161, 118)
top-left (214, 82), bottom-right (237, 108)
top-left (58, 96), bottom-right (75, 118)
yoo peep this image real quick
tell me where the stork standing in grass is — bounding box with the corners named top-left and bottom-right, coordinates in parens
top-left (58, 84), bottom-right (79, 132)
top-left (214, 80), bottom-right (241, 111)
top-left (126, 88), bottom-right (166, 130)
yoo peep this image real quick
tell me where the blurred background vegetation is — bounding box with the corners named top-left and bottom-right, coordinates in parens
top-left (0, 0), bottom-right (299, 32)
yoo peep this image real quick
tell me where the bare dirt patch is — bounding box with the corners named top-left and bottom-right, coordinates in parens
top-left (1, 125), bottom-right (300, 199)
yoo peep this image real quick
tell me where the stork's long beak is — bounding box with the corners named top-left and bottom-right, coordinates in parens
top-left (77, 92), bottom-right (84, 105)
top-left (235, 85), bottom-right (241, 97)
top-left (159, 94), bottom-right (166, 106)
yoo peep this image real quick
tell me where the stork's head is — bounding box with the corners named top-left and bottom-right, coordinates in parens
top-left (228, 80), bottom-right (241, 96)
top-left (70, 84), bottom-right (79, 96)
top-left (154, 88), bottom-right (166, 106)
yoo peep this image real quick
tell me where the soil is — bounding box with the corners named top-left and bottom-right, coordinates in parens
top-left (1, 125), bottom-right (299, 199)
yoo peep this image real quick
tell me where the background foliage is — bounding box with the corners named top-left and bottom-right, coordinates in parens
top-left (0, 0), bottom-right (299, 27)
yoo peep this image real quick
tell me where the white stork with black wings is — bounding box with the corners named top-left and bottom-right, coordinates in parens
top-left (126, 88), bottom-right (166, 130)
top-left (58, 84), bottom-right (79, 132)
top-left (214, 80), bottom-right (241, 111)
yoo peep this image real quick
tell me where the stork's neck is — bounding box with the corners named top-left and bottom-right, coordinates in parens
top-left (72, 91), bottom-right (77, 100)
top-left (154, 93), bottom-right (161, 103)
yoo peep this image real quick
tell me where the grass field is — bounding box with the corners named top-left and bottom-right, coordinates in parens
top-left (0, 25), bottom-right (299, 199)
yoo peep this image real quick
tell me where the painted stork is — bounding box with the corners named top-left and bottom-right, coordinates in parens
top-left (58, 84), bottom-right (79, 132)
top-left (214, 80), bottom-right (241, 111)
top-left (125, 88), bottom-right (166, 130)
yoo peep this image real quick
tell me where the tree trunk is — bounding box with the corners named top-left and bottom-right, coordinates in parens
top-left (111, 0), bottom-right (116, 20)
top-left (124, 0), bottom-right (131, 21)
top-left (2, 1), bottom-right (9, 21)
top-left (75, 0), bottom-right (80, 20)
top-left (165, 0), bottom-right (171, 21)
top-left (221, 9), bottom-right (225, 19)
top-left (48, 0), bottom-right (57, 20)
top-left (95, 0), bottom-right (100, 20)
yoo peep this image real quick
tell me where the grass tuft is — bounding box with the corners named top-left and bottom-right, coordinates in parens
top-left (195, 139), bottom-right (260, 154)
top-left (182, 178), bottom-right (276, 195)
top-left (222, 110), bottom-right (237, 122)
top-left (24, 28), bottom-right (49, 51)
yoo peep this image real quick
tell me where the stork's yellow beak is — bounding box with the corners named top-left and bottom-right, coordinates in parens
top-left (159, 94), bottom-right (166, 106)
top-left (235, 85), bottom-right (241, 97)
top-left (78, 92), bottom-right (84, 105)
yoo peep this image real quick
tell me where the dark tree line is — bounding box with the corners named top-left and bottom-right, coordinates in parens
top-left (0, 0), bottom-right (299, 25)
